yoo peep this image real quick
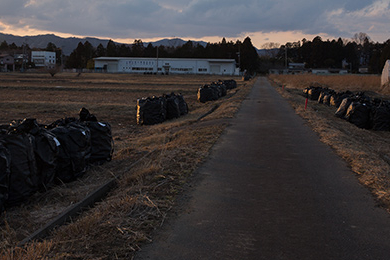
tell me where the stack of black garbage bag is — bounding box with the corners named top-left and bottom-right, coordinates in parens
top-left (197, 79), bottom-right (237, 103)
top-left (137, 92), bottom-right (188, 125)
top-left (0, 108), bottom-right (113, 212)
top-left (304, 85), bottom-right (390, 131)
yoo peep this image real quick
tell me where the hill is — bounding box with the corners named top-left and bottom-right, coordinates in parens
top-left (0, 33), bottom-right (208, 55)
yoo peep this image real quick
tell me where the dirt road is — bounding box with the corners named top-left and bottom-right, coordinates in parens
top-left (135, 77), bottom-right (390, 260)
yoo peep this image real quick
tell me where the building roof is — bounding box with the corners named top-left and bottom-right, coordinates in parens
top-left (94, 57), bottom-right (235, 63)
top-left (0, 53), bottom-right (13, 58)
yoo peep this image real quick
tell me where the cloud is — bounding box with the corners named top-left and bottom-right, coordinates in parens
top-left (0, 0), bottom-right (388, 47)
top-left (324, 0), bottom-right (390, 42)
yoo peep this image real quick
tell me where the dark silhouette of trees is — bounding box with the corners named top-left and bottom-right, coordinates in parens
top-left (240, 37), bottom-right (260, 73)
top-left (273, 33), bottom-right (390, 74)
top-left (62, 37), bottom-right (258, 73)
top-left (131, 39), bottom-right (144, 57)
top-left (66, 42), bottom-right (89, 69)
top-left (4, 33), bottom-right (389, 74)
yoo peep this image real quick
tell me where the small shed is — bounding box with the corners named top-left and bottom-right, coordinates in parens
top-left (382, 60), bottom-right (390, 87)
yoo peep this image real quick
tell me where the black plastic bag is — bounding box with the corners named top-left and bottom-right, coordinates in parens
top-left (197, 85), bottom-right (219, 103)
top-left (0, 141), bottom-right (10, 212)
top-left (323, 94), bottom-right (332, 106)
top-left (213, 82), bottom-right (227, 97)
top-left (308, 87), bottom-right (322, 100)
top-left (33, 128), bottom-right (59, 190)
top-left (176, 94), bottom-right (188, 115)
top-left (79, 107), bottom-right (98, 122)
top-left (137, 97), bottom-right (167, 125)
top-left (335, 98), bottom-right (353, 118)
top-left (50, 123), bottom-right (91, 183)
top-left (317, 91), bottom-right (325, 104)
top-left (165, 93), bottom-right (181, 120)
top-left (345, 102), bottom-right (371, 129)
top-left (222, 79), bottom-right (237, 90)
top-left (370, 102), bottom-right (390, 131)
top-left (12, 119), bottom-right (59, 191)
top-left (3, 133), bottom-right (38, 206)
top-left (83, 121), bottom-right (113, 164)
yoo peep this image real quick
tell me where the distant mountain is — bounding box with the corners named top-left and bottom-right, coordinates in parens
top-left (150, 38), bottom-right (207, 48)
top-left (257, 48), bottom-right (280, 57)
top-left (0, 33), bottom-right (111, 55)
top-left (0, 33), bottom-right (208, 55)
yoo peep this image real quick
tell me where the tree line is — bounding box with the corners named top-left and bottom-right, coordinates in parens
top-left (267, 33), bottom-right (390, 74)
top-left (65, 37), bottom-right (260, 73)
top-left (1, 32), bottom-right (389, 74)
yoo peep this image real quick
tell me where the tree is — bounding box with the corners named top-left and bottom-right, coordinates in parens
top-left (240, 37), bottom-right (260, 73)
top-left (117, 44), bottom-right (131, 57)
top-left (96, 43), bottom-right (106, 57)
top-left (45, 42), bottom-right (57, 52)
top-left (131, 39), bottom-right (144, 57)
top-left (353, 32), bottom-right (371, 46)
top-left (0, 41), bottom-right (8, 50)
top-left (144, 43), bottom-right (156, 57)
top-left (66, 42), bottom-right (86, 69)
top-left (261, 42), bottom-right (280, 58)
top-left (106, 40), bottom-right (117, 57)
top-left (9, 43), bottom-right (18, 49)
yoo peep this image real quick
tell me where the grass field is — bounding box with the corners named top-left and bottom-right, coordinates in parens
top-left (269, 73), bottom-right (390, 217)
top-left (0, 72), bottom-right (252, 259)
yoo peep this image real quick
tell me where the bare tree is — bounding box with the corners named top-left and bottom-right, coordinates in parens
top-left (261, 42), bottom-right (281, 58)
top-left (46, 65), bottom-right (61, 77)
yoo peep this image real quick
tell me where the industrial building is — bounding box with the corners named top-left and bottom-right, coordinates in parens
top-left (94, 57), bottom-right (238, 75)
top-left (31, 51), bottom-right (56, 68)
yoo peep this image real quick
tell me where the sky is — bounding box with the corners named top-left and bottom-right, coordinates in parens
top-left (0, 0), bottom-right (389, 49)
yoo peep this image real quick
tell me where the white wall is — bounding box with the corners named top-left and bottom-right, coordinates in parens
top-left (31, 51), bottom-right (56, 67)
top-left (382, 60), bottom-right (390, 86)
top-left (94, 57), bottom-right (236, 75)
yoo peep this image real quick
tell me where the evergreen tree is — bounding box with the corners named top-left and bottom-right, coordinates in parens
top-left (66, 42), bottom-right (86, 69)
top-left (118, 44), bottom-right (132, 57)
top-left (106, 40), bottom-right (117, 57)
top-left (144, 43), bottom-right (156, 57)
top-left (240, 37), bottom-right (259, 73)
top-left (96, 43), bottom-right (106, 57)
top-left (45, 42), bottom-right (57, 52)
top-left (0, 41), bottom-right (8, 50)
top-left (131, 39), bottom-right (144, 57)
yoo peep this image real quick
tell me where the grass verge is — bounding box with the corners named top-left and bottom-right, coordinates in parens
top-left (0, 73), bottom-right (253, 259)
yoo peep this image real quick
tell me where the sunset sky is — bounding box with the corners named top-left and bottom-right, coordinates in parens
top-left (0, 0), bottom-right (389, 48)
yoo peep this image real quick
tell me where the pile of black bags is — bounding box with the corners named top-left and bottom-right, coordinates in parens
top-left (304, 85), bottom-right (390, 131)
top-left (197, 79), bottom-right (237, 103)
top-left (137, 92), bottom-right (188, 125)
top-left (0, 108), bottom-right (113, 212)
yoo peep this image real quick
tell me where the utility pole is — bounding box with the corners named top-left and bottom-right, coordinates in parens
top-left (22, 40), bottom-right (26, 72)
top-left (61, 46), bottom-right (64, 71)
top-left (285, 46), bottom-right (288, 69)
top-left (236, 45), bottom-right (241, 75)
top-left (156, 46), bottom-right (159, 74)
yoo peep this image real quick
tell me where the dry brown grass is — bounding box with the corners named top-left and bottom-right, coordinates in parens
top-left (0, 72), bottom-right (253, 259)
top-left (269, 74), bottom-right (390, 211)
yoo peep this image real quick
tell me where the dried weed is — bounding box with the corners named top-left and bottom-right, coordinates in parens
top-left (0, 73), bottom-right (254, 259)
top-left (270, 74), bottom-right (390, 212)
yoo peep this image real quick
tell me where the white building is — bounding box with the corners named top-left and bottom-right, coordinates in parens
top-left (382, 60), bottom-right (390, 87)
top-left (94, 57), bottom-right (238, 75)
top-left (31, 51), bottom-right (56, 68)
